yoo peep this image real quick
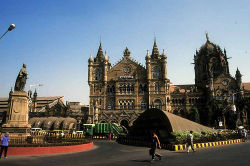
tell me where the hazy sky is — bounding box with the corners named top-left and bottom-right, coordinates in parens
top-left (0, 0), bottom-right (249, 104)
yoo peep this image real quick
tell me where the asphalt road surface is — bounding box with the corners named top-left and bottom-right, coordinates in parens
top-left (0, 140), bottom-right (249, 166)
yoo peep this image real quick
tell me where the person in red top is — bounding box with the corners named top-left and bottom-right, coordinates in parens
top-left (108, 131), bottom-right (112, 141)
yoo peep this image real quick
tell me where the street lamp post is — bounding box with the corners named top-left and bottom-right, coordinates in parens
top-left (0, 24), bottom-right (15, 40)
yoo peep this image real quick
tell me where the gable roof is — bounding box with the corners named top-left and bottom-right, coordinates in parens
top-left (110, 56), bottom-right (145, 72)
top-left (0, 96), bottom-right (65, 113)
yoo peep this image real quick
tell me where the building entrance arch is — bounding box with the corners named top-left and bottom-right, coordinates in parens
top-left (154, 99), bottom-right (162, 110)
top-left (120, 119), bottom-right (129, 130)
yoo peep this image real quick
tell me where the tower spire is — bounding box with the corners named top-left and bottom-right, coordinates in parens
top-left (96, 41), bottom-right (104, 58)
top-left (152, 37), bottom-right (159, 57)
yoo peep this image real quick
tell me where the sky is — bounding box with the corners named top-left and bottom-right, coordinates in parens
top-left (0, 0), bottom-right (250, 105)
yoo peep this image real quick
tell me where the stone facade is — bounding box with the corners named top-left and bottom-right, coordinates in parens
top-left (88, 41), bottom-right (171, 128)
top-left (88, 36), bottom-right (250, 128)
top-left (169, 35), bottom-right (250, 128)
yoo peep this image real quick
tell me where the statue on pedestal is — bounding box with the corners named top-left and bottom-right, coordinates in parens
top-left (3, 63), bottom-right (31, 136)
top-left (14, 64), bottom-right (28, 91)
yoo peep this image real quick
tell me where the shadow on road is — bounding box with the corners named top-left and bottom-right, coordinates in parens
top-left (131, 159), bottom-right (152, 163)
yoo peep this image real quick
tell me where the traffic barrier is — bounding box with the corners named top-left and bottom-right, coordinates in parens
top-left (172, 139), bottom-right (243, 151)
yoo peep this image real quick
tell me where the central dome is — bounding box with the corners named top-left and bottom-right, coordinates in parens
top-left (200, 41), bottom-right (217, 52)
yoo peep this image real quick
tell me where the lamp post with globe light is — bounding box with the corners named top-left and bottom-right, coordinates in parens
top-left (0, 24), bottom-right (15, 40)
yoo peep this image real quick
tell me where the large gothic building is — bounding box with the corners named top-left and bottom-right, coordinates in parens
top-left (88, 35), bottom-right (250, 129)
top-left (88, 40), bottom-right (171, 128)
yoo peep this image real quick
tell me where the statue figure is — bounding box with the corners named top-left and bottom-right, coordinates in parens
top-left (206, 32), bottom-right (209, 42)
top-left (14, 64), bottom-right (28, 91)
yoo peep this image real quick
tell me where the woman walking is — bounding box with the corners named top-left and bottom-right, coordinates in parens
top-left (0, 132), bottom-right (10, 159)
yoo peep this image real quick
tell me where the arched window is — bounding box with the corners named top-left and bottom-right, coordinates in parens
top-left (144, 84), bottom-right (148, 92)
top-left (152, 66), bottom-right (160, 79)
top-left (112, 85), bottom-right (115, 94)
top-left (139, 84), bottom-right (143, 93)
top-left (123, 84), bottom-right (126, 93)
top-left (107, 85), bottom-right (110, 94)
top-left (93, 68), bottom-right (102, 81)
top-left (154, 99), bottom-right (162, 110)
top-left (119, 84), bottom-right (123, 94)
top-left (119, 101), bottom-right (123, 109)
top-left (127, 84), bottom-right (131, 93)
top-left (154, 82), bottom-right (160, 93)
top-left (141, 100), bottom-right (147, 110)
top-left (131, 84), bottom-right (134, 92)
top-left (131, 100), bottom-right (135, 109)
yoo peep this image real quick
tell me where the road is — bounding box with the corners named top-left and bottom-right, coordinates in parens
top-left (0, 140), bottom-right (249, 166)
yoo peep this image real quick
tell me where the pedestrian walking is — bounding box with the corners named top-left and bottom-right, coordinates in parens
top-left (0, 132), bottom-right (10, 159)
top-left (241, 128), bottom-right (247, 142)
top-left (149, 132), bottom-right (162, 161)
top-left (187, 131), bottom-right (196, 154)
top-left (108, 131), bottom-right (112, 141)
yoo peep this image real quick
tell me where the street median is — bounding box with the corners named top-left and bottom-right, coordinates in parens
top-left (173, 139), bottom-right (242, 151)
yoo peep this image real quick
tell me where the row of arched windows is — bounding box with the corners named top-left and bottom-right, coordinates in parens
top-left (119, 84), bottom-right (134, 94)
top-left (172, 98), bottom-right (185, 104)
top-left (172, 98), bottom-right (201, 104)
top-left (119, 99), bottom-right (135, 110)
top-left (154, 82), bottom-right (161, 93)
top-left (106, 100), bottom-right (148, 110)
top-left (93, 84), bottom-right (102, 93)
top-left (106, 99), bottom-right (165, 111)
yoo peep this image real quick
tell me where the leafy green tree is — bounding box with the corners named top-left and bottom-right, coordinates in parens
top-left (188, 107), bottom-right (200, 123)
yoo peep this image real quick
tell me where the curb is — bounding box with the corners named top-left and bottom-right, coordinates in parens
top-left (173, 139), bottom-right (242, 151)
top-left (93, 136), bottom-right (118, 140)
top-left (7, 142), bottom-right (94, 156)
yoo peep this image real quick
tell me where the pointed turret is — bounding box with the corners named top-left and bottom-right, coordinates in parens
top-left (146, 50), bottom-right (150, 60)
top-left (235, 67), bottom-right (243, 96)
top-left (224, 48), bottom-right (227, 58)
top-left (32, 89), bottom-right (38, 112)
top-left (123, 47), bottom-right (130, 57)
top-left (162, 49), bottom-right (166, 58)
top-left (33, 89), bottom-right (37, 100)
top-left (236, 67), bottom-right (242, 80)
top-left (9, 87), bottom-right (13, 98)
top-left (151, 38), bottom-right (159, 58)
top-left (88, 55), bottom-right (93, 63)
top-left (96, 42), bottom-right (104, 58)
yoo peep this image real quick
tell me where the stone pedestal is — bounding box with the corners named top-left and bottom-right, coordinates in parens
top-left (2, 91), bottom-right (31, 136)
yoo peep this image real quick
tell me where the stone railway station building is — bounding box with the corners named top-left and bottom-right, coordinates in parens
top-left (88, 36), bottom-right (250, 129)
top-left (1, 35), bottom-right (250, 130)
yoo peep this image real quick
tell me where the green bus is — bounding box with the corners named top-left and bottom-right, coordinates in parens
top-left (83, 123), bottom-right (123, 136)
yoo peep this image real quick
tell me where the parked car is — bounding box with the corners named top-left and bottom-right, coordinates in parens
top-left (76, 131), bottom-right (84, 134)
top-left (31, 128), bottom-right (42, 133)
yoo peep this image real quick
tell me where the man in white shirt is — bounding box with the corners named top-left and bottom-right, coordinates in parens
top-left (187, 131), bottom-right (196, 153)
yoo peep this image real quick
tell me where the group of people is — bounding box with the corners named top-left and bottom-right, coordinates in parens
top-left (0, 132), bottom-right (10, 159)
top-left (0, 128), bottom-right (247, 160)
